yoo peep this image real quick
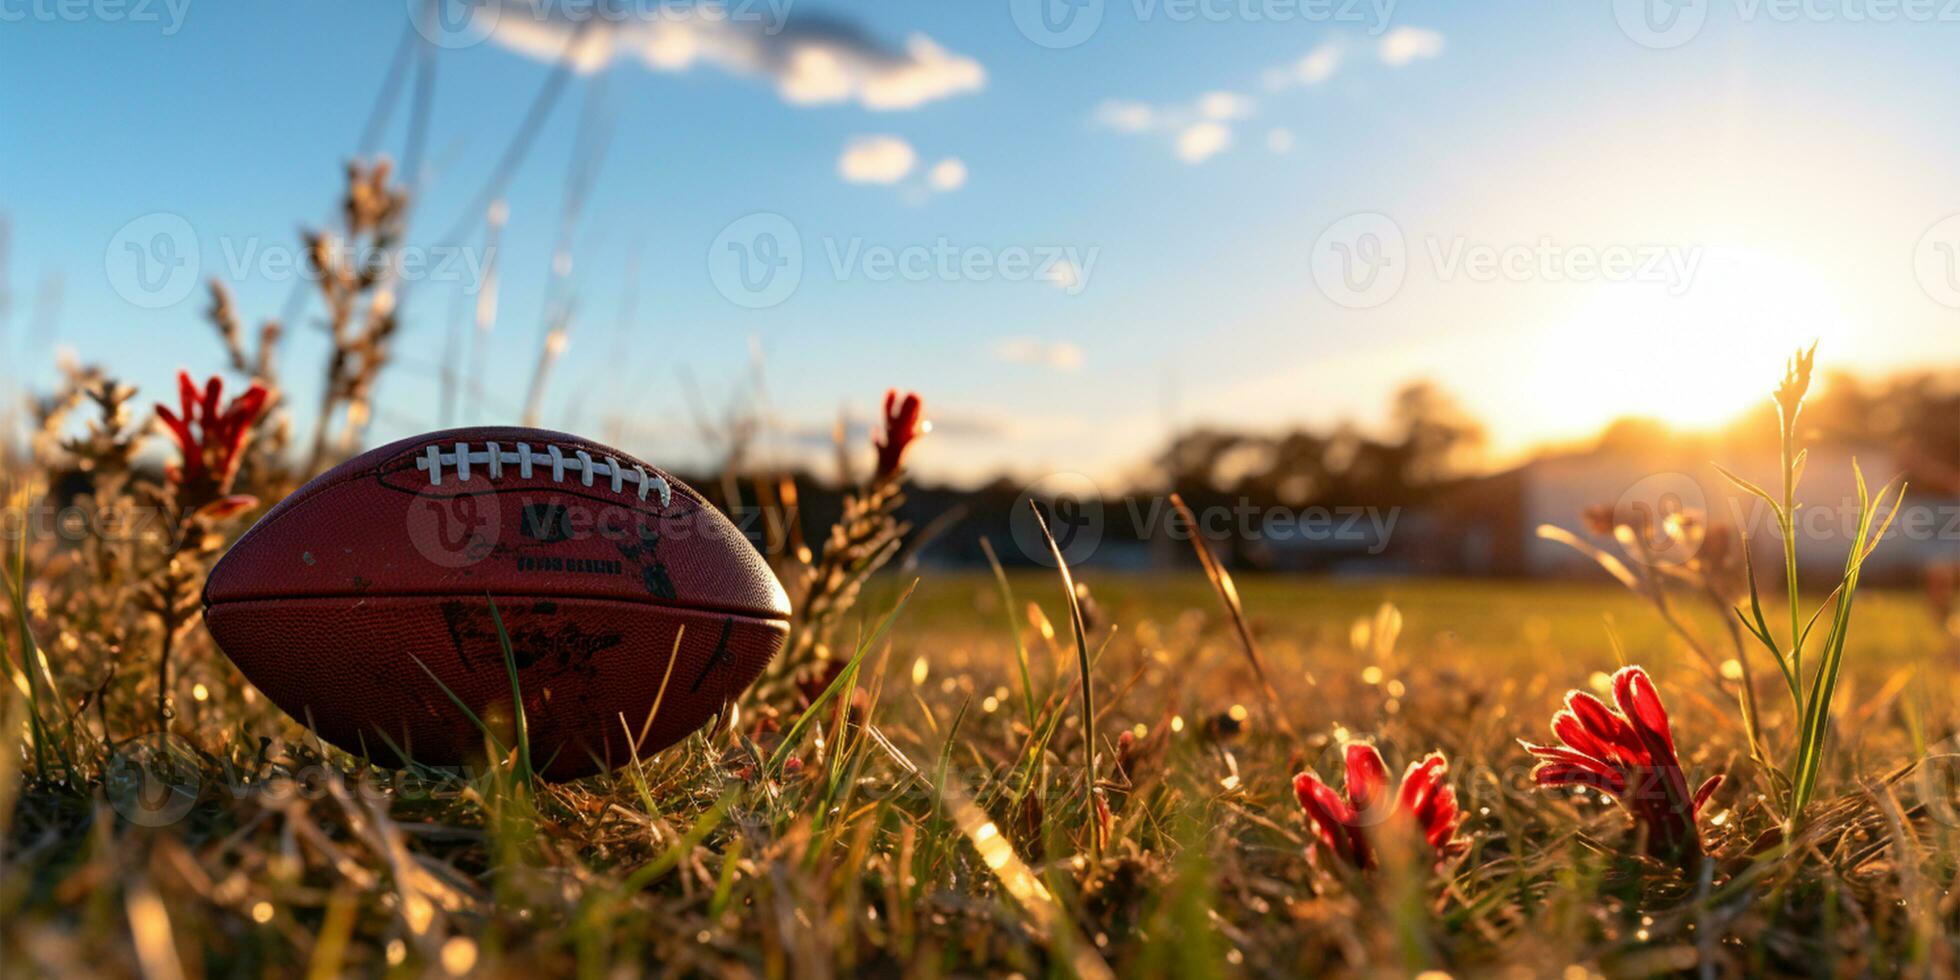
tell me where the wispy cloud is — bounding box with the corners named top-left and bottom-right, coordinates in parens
top-left (992, 337), bottom-right (1084, 371)
top-left (1263, 40), bottom-right (1344, 91)
top-left (482, 2), bottom-right (984, 110)
top-left (1094, 90), bottom-right (1253, 165)
top-left (1378, 26), bottom-right (1445, 67)
top-left (1103, 28), bottom-right (1446, 165)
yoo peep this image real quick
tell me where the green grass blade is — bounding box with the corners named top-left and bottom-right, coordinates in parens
top-left (1027, 500), bottom-right (1101, 857)
top-left (768, 580), bottom-right (917, 773)
top-left (408, 653), bottom-right (505, 759)
top-left (1713, 463), bottom-right (1783, 516)
top-left (619, 787), bottom-right (739, 894)
top-left (1788, 469), bottom-right (1902, 817)
top-left (485, 595), bottom-right (534, 782)
top-left (979, 537), bottom-right (1038, 728)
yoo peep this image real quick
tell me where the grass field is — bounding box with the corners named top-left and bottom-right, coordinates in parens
top-left (4, 558), bottom-right (1955, 977)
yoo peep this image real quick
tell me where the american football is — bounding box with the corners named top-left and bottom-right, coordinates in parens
top-left (203, 426), bottom-right (790, 779)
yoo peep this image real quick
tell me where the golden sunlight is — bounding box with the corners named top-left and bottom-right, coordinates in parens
top-left (1529, 248), bottom-right (1855, 436)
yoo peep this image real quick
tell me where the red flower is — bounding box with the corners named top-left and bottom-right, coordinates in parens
top-left (873, 389), bottom-right (924, 483)
top-left (156, 371), bottom-right (270, 506)
top-left (1293, 742), bottom-right (1466, 870)
top-left (1523, 666), bottom-right (1721, 867)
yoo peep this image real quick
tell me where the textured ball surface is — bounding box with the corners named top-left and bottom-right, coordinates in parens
top-left (203, 426), bottom-right (790, 779)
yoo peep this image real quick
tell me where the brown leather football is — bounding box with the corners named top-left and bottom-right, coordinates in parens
top-left (203, 426), bottom-right (790, 779)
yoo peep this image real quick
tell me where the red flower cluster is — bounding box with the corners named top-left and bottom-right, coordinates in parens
top-left (156, 371), bottom-right (270, 508)
top-left (873, 389), bottom-right (925, 483)
top-left (1293, 742), bottom-right (1466, 869)
top-left (1523, 666), bottom-right (1721, 866)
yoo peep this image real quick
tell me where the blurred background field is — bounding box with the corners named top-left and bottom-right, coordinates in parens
top-left (898, 574), bottom-right (1952, 674)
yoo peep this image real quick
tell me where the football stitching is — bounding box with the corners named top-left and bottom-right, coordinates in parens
top-left (415, 441), bottom-right (673, 506)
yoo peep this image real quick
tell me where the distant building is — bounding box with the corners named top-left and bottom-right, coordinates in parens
top-left (1415, 442), bottom-right (1958, 584)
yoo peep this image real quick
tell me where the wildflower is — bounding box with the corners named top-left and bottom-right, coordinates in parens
top-left (1523, 665), bottom-right (1721, 868)
top-left (1293, 742), bottom-right (1466, 870)
top-left (155, 371), bottom-right (270, 509)
top-left (873, 389), bottom-right (924, 483)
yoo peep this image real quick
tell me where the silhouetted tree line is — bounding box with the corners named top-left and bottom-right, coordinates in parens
top-left (732, 370), bottom-right (1958, 573)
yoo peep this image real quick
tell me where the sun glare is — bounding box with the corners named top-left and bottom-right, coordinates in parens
top-left (1529, 248), bottom-right (1854, 437)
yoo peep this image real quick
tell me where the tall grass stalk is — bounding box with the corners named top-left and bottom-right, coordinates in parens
top-left (1028, 500), bottom-right (1102, 857)
top-left (1167, 492), bottom-right (1296, 739)
top-left (979, 536), bottom-right (1039, 727)
top-left (1720, 344), bottom-right (1907, 826)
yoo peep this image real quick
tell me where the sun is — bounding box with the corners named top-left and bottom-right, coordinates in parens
top-left (1528, 247), bottom-right (1855, 436)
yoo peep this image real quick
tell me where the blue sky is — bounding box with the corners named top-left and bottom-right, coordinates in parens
top-left (4, 0), bottom-right (1959, 483)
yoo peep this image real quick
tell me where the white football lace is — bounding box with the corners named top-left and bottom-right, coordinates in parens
top-left (414, 441), bottom-right (672, 505)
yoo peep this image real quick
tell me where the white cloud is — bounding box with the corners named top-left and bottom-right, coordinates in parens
top-left (1265, 41), bottom-right (1344, 90)
top-left (1266, 127), bottom-right (1295, 154)
top-left (1096, 92), bottom-right (1251, 165)
top-left (992, 337), bottom-right (1084, 371)
top-left (1176, 122), bottom-right (1232, 164)
top-left (838, 136), bottom-right (917, 184)
top-left (1094, 100), bottom-right (1158, 133)
top-left (1379, 26), bottom-right (1445, 67)
top-left (927, 157), bottom-right (968, 191)
top-left (480, 2), bottom-right (984, 111)
top-left (1197, 90), bottom-right (1254, 120)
